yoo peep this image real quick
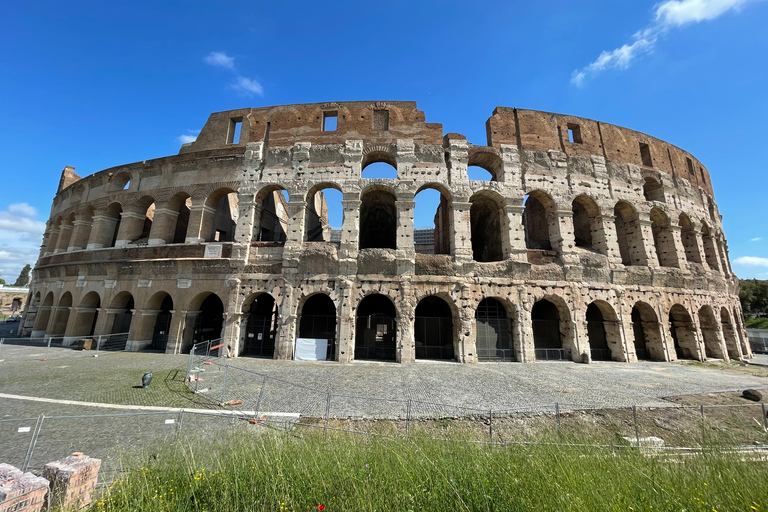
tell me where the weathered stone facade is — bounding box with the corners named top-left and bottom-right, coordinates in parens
top-left (22, 101), bottom-right (750, 363)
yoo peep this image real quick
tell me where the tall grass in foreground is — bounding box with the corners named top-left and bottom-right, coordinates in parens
top-left (89, 430), bottom-right (767, 512)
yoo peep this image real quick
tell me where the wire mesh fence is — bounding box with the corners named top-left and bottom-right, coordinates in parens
top-left (0, 332), bottom-right (131, 361)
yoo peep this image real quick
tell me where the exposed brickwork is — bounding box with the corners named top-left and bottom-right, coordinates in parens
top-left (0, 464), bottom-right (49, 512)
top-left (42, 454), bottom-right (100, 510)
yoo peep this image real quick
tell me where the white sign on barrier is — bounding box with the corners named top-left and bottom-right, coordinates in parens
top-left (17, 427), bottom-right (30, 433)
top-left (164, 419), bottom-right (175, 424)
top-left (295, 338), bottom-right (328, 361)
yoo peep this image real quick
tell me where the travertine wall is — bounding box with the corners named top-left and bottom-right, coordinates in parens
top-left (22, 101), bottom-right (749, 363)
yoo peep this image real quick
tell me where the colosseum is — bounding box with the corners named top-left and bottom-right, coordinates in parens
top-left (21, 101), bottom-right (751, 364)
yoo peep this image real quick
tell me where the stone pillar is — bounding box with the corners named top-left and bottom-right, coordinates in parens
top-left (220, 312), bottom-right (242, 358)
top-left (164, 310), bottom-right (186, 354)
top-left (396, 280), bottom-right (416, 363)
top-left (701, 232), bottom-right (720, 272)
top-left (129, 309), bottom-right (160, 351)
top-left (717, 237), bottom-right (731, 275)
top-left (499, 144), bottom-right (522, 184)
top-left (178, 310), bottom-right (200, 354)
top-left (68, 215), bottom-right (93, 252)
top-left (39, 231), bottom-right (51, 260)
top-left (517, 299), bottom-right (536, 362)
top-left (232, 192), bottom-right (257, 261)
top-left (503, 202), bottom-right (528, 262)
top-left (45, 227), bottom-right (60, 256)
top-left (444, 136), bottom-right (468, 183)
top-left (456, 284), bottom-right (476, 363)
top-left (683, 227), bottom-right (705, 265)
top-left (669, 225), bottom-right (688, 272)
top-left (86, 214), bottom-right (116, 250)
top-left (553, 209), bottom-right (579, 265)
top-left (635, 218), bottom-right (655, 267)
top-left (282, 200), bottom-right (308, 271)
top-left (452, 201), bottom-right (473, 263)
top-left (395, 198), bottom-right (415, 275)
top-left (185, 197), bottom-right (210, 244)
top-left (598, 213), bottom-right (623, 264)
top-left (276, 283), bottom-right (297, 360)
top-left (54, 222), bottom-right (74, 254)
top-left (114, 209), bottom-right (146, 247)
top-left (339, 195), bottom-right (361, 273)
top-left (147, 203), bottom-right (179, 246)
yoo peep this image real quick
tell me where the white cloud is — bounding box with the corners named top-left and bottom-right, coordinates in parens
top-left (733, 256), bottom-right (768, 267)
top-left (231, 76), bottom-right (264, 96)
top-left (204, 51), bottom-right (235, 69)
top-left (571, 0), bottom-right (765, 85)
top-left (177, 130), bottom-right (200, 145)
top-left (8, 203), bottom-right (37, 218)
top-left (751, 237), bottom-right (762, 242)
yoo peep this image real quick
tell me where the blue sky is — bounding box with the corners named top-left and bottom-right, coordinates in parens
top-left (1, 0), bottom-right (766, 281)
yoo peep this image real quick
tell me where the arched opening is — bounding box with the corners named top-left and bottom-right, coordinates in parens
top-left (105, 202), bottom-right (123, 248)
top-left (34, 292), bottom-right (54, 332)
top-left (205, 191), bottom-right (238, 242)
top-left (305, 185), bottom-right (343, 242)
top-left (467, 149), bottom-right (502, 182)
top-left (193, 294), bottom-right (224, 344)
top-left (586, 303), bottom-right (612, 361)
top-left (698, 306), bottom-right (724, 359)
top-left (111, 292), bottom-right (134, 335)
top-left (523, 193), bottom-right (553, 251)
top-left (475, 298), bottom-right (513, 362)
top-left (733, 307), bottom-right (750, 356)
top-left (414, 186), bottom-right (452, 255)
top-left (572, 195), bottom-right (601, 251)
top-left (414, 296), bottom-right (454, 360)
top-left (152, 294), bottom-right (174, 351)
top-left (50, 292), bottom-right (73, 336)
top-left (700, 222), bottom-right (720, 271)
top-left (355, 294), bottom-right (397, 361)
top-left (256, 188), bottom-right (289, 242)
top-left (169, 193), bottom-right (191, 244)
top-left (298, 294), bottom-right (337, 361)
top-left (669, 305), bottom-right (698, 360)
top-left (109, 172), bottom-right (131, 192)
top-left (361, 152), bottom-right (398, 179)
top-left (650, 208), bottom-right (678, 267)
top-left (71, 291), bottom-right (100, 338)
top-left (631, 303), bottom-right (664, 361)
top-left (532, 299), bottom-right (567, 360)
top-left (614, 201), bottom-right (643, 266)
top-left (128, 198), bottom-right (156, 245)
top-left (720, 307), bottom-right (740, 359)
top-left (642, 177), bottom-right (664, 202)
top-left (57, 213), bottom-right (76, 252)
top-left (45, 218), bottom-right (62, 254)
top-left (678, 214), bottom-right (701, 264)
top-left (359, 187), bottom-right (397, 250)
top-left (243, 294), bottom-right (278, 357)
top-left (470, 192), bottom-right (503, 262)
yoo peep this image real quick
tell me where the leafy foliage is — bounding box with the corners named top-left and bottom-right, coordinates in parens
top-left (13, 264), bottom-right (31, 287)
top-left (739, 279), bottom-right (768, 318)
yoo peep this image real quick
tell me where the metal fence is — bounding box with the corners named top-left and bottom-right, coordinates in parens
top-left (0, 332), bottom-right (131, 360)
top-left (748, 328), bottom-right (768, 354)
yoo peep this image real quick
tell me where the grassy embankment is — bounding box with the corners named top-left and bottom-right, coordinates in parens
top-left (86, 427), bottom-right (768, 512)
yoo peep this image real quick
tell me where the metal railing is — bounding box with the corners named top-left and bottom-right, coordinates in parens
top-left (0, 332), bottom-right (131, 361)
top-left (534, 348), bottom-right (572, 361)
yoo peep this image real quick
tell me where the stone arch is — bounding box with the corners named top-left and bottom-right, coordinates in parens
top-left (361, 147), bottom-right (397, 178)
top-left (255, 185), bottom-right (289, 243)
top-left (354, 293), bottom-right (397, 361)
top-left (188, 292), bottom-right (224, 347)
top-left (531, 296), bottom-right (573, 361)
top-left (698, 305), bottom-right (725, 359)
top-left (150, 192), bottom-right (192, 245)
top-left (720, 307), bottom-right (740, 360)
top-left (49, 291), bottom-right (73, 336)
top-left (678, 214), bottom-right (701, 264)
top-left (700, 221), bottom-right (720, 271)
top-left (585, 300), bottom-right (623, 361)
top-left (650, 207), bottom-right (678, 268)
top-left (305, 182), bottom-right (343, 242)
top-left (630, 301), bottom-right (665, 361)
top-left (203, 188), bottom-right (238, 242)
top-left (571, 194), bottom-right (602, 251)
top-left (119, 195), bottom-right (156, 245)
top-left (614, 201), bottom-right (644, 266)
top-left (34, 292), bottom-right (55, 332)
top-left (475, 297), bottom-right (514, 361)
top-left (467, 148), bottom-right (503, 182)
top-left (103, 201), bottom-right (123, 248)
top-left (669, 304), bottom-right (699, 360)
top-left (414, 183), bottom-right (453, 255)
top-left (524, 190), bottom-right (557, 251)
top-left (242, 292), bottom-right (279, 358)
top-left (110, 291), bottom-right (135, 335)
top-left (297, 293), bottom-right (338, 361)
top-left (70, 291), bottom-right (101, 338)
top-left (56, 212), bottom-right (77, 252)
top-left (469, 190), bottom-right (505, 262)
top-left (414, 295), bottom-right (455, 360)
top-left (108, 172), bottom-right (132, 192)
top-left (142, 291), bottom-right (174, 352)
top-left (359, 185), bottom-right (397, 250)
top-left (642, 177), bottom-right (664, 202)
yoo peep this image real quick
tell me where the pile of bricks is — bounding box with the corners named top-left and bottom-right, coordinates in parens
top-left (0, 454), bottom-right (101, 512)
top-left (0, 464), bottom-right (49, 512)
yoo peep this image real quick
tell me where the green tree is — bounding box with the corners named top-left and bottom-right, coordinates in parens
top-left (739, 279), bottom-right (768, 318)
top-left (13, 264), bottom-right (31, 287)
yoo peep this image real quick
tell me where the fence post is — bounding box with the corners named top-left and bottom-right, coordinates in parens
top-left (555, 403), bottom-right (561, 440)
top-left (406, 399), bottom-right (412, 437)
top-left (22, 415), bottom-right (45, 471)
top-left (254, 375), bottom-right (267, 420)
top-left (763, 403), bottom-right (767, 431)
top-left (489, 409), bottom-right (493, 443)
top-left (700, 405), bottom-right (706, 446)
top-left (43, 338), bottom-right (52, 361)
top-left (175, 410), bottom-right (185, 439)
top-left (324, 393), bottom-right (331, 440)
top-left (95, 335), bottom-right (102, 357)
top-left (187, 345), bottom-right (195, 378)
top-left (633, 405), bottom-right (640, 445)
top-left (221, 364), bottom-right (229, 403)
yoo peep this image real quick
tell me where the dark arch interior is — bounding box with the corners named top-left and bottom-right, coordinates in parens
top-left (532, 299), bottom-right (565, 360)
top-left (669, 307), bottom-right (695, 360)
top-left (524, 195), bottom-right (551, 250)
top-left (111, 296), bottom-right (134, 335)
top-left (572, 200), bottom-right (592, 248)
top-left (194, 294), bottom-right (224, 345)
top-left (298, 294), bottom-right (337, 361)
top-left (414, 296), bottom-right (453, 360)
top-left (210, 194), bottom-right (236, 242)
top-left (586, 303), bottom-right (610, 361)
top-left (244, 294), bottom-right (278, 357)
top-left (475, 298), bottom-right (513, 361)
top-left (355, 294), bottom-right (396, 360)
top-left (643, 177), bottom-right (664, 202)
top-left (470, 197), bottom-right (503, 262)
top-left (258, 190), bottom-right (288, 242)
top-left (152, 295), bottom-right (174, 351)
top-left (631, 307), bottom-right (650, 361)
top-left (613, 204), bottom-right (633, 265)
top-left (359, 190), bottom-right (397, 250)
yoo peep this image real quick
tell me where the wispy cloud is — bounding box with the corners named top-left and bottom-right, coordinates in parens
top-left (204, 51), bottom-right (235, 69)
top-left (751, 237), bottom-right (762, 242)
top-left (8, 203), bottom-right (38, 218)
top-left (231, 76), bottom-right (264, 97)
top-left (177, 130), bottom-right (200, 145)
top-left (733, 256), bottom-right (768, 267)
top-left (0, 204), bottom-right (45, 283)
top-left (571, 0), bottom-right (764, 86)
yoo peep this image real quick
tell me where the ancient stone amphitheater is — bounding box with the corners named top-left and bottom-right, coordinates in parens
top-left (22, 101), bottom-right (751, 363)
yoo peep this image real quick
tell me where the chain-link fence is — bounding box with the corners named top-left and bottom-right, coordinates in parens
top-left (0, 332), bottom-right (130, 361)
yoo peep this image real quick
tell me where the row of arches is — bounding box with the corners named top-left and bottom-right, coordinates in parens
top-left (29, 287), bottom-right (748, 363)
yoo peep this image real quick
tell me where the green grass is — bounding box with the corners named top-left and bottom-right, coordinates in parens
top-left (87, 430), bottom-right (768, 512)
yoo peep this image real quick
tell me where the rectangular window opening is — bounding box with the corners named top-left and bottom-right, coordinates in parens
top-left (699, 167), bottom-right (706, 183)
top-left (227, 118), bottom-right (243, 144)
top-left (639, 142), bottom-right (653, 167)
top-left (323, 112), bottom-right (338, 132)
top-left (374, 109), bottom-right (389, 131)
top-left (686, 157), bottom-right (694, 174)
top-left (566, 123), bottom-right (582, 144)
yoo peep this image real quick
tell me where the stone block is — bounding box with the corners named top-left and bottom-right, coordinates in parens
top-left (42, 454), bottom-right (101, 510)
top-left (0, 464), bottom-right (49, 512)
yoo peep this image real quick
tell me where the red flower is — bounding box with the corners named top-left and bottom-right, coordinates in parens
top-left (318, 506), bottom-right (325, 511)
